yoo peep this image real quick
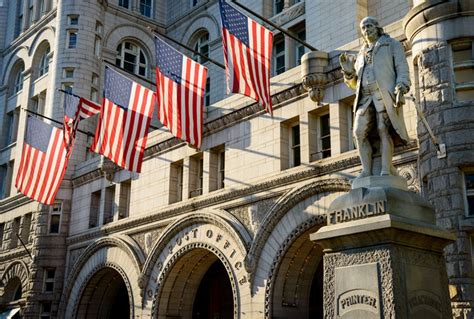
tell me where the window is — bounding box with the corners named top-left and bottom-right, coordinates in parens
top-left (15, 0), bottom-right (23, 37)
top-left (90, 88), bottom-right (98, 102)
top-left (118, 179), bottom-right (131, 219)
top-left (205, 78), bottom-right (210, 107)
top-left (0, 223), bottom-right (4, 249)
top-left (191, 0), bottom-right (198, 6)
top-left (92, 73), bottom-right (99, 86)
top-left (192, 32), bottom-right (209, 64)
top-left (290, 124), bottom-right (301, 167)
top-left (43, 268), bottom-right (55, 292)
top-left (68, 15), bottom-right (78, 25)
top-left (39, 47), bottom-right (50, 76)
top-left (31, 91), bottom-right (47, 116)
top-left (274, 0), bottom-right (284, 15)
top-left (89, 190), bottom-right (101, 228)
top-left (116, 41), bottom-right (148, 76)
top-left (169, 160), bottom-right (183, 203)
top-left (274, 37), bottom-right (285, 75)
top-left (49, 203), bottom-right (62, 234)
top-left (209, 146), bottom-right (225, 192)
top-left (451, 40), bottom-right (474, 102)
top-left (5, 111), bottom-right (15, 145)
top-left (21, 213), bottom-right (32, 244)
top-left (103, 185), bottom-right (116, 224)
top-left (13, 68), bottom-right (24, 94)
top-left (95, 21), bottom-right (103, 34)
top-left (140, 0), bottom-right (152, 17)
top-left (94, 36), bottom-right (101, 57)
top-left (320, 114), bottom-right (331, 158)
top-left (281, 117), bottom-right (300, 169)
top-left (10, 217), bottom-right (21, 249)
top-left (40, 302), bottom-right (52, 319)
top-left (63, 83), bottom-right (73, 93)
top-left (67, 30), bottom-right (77, 49)
top-left (28, 0), bottom-right (34, 26)
top-left (118, 0), bottom-right (129, 8)
top-left (295, 29), bottom-right (306, 66)
top-left (63, 68), bottom-right (74, 78)
top-left (0, 161), bottom-right (14, 199)
top-left (309, 108), bottom-right (331, 161)
top-left (465, 172), bottom-right (474, 216)
top-left (39, 0), bottom-right (46, 16)
top-left (189, 154), bottom-right (204, 198)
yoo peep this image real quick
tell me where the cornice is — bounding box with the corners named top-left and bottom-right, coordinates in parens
top-left (0, 194), bottom-right (34, 214)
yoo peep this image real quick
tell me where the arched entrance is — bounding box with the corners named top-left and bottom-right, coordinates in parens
top-left (193, 260), bottom-right (233, 319)
top-left (76, 267), bottom-right (131, 319)
top-left (269, 227), bottom-right (324, 319)
top-left (156, 247), bottom-right (235, 319)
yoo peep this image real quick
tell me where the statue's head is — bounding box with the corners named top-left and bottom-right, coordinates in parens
top-left (360, 16), bottom-right (384, 44)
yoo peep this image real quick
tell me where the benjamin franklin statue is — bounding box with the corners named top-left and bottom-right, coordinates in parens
top-left (340, 16), bottom-right (410, 178)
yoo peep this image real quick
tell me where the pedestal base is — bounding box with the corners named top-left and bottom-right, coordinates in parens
top-left (311, 178), bottom-right (455, 318)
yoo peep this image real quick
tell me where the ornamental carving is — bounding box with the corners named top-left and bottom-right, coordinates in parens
top-left (269, 1), bottom-right (305, 26)
top-left (398, 164), bottom-right (420, 193)
top-left (227, 197), bottom-right (278, 236)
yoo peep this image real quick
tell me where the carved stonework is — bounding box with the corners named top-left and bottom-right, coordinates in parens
top-left (100, 158), bottom-right (120, 182)
top-left (398, 164), bottom-right (420, 193)
top-left (269, 1), bottom-right (305, 27)
top-left (67, 248), bottom-right (86, 277)
top-left (301, 51), bottom-right (329, 104)
top-left (227, 198), bottom-right (277, 236)
top-left (130, 229), bottom-right (162, 257)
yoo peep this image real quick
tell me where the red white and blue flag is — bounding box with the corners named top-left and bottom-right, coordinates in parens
top-left (15, 116), bottom-right (69, 205)
top-left (62, 91), bottom-right (101, 155)
top-left (90, 67), bottom-right (156, 173)
top-left (155, 36), bottom-right (208, 148)
top-left (219, 0), bottom-right (273, 114)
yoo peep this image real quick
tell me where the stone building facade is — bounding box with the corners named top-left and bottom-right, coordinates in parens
top-left (0, 0), bottom-right (472, 318)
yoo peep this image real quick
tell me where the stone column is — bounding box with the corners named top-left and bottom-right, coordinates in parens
top-left (403, 1), bottom-right (474, 316)
top-left (311, 176), bottom-right (454, 318)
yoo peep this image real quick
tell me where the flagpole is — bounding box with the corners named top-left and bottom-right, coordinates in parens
top-left (22, 108), bottom-right (95, 137)
top-left (229, 0), bottom-right (318, 52)
top-left (149, 28), bottom-right (226, 70)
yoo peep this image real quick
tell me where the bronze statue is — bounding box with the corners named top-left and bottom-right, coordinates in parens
top-left (340, 16), bottom-right (410, 178)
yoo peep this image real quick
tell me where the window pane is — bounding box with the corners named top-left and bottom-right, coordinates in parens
top-left (49, 215), bottom-right (60, 233)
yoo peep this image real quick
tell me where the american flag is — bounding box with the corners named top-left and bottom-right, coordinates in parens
top-left (155, 36), bottom-right (208, 149)
top-left (219, 0), bottom-right (273, 114)
top-left (15, 116), bottom-right (69, 205)
top-left (63, 91), bottom-right (101, 156)
top-left (90, 67), bottom-right (156, 173)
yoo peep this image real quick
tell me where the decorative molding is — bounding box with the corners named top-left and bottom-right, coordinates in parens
top-left (70, 262), bottom-right (135, 318)
top-left (245, 178), bottom-right (351, 278)
top-left (269, 1), bottom-right (305, 27)
top-left (0, 260), bottom-right (30, 298)
top-left (67, 156), bottom-right (362, 246)
top-left (398, 163), bottom-right (420, 193)
top-left (151, 242), bottom-right (239, 319)
top-left (0, 194), bottom-right (34, 214)
top-left (264, 216), bottom-right (325, 318)
top-left (140, 210), bottom-right (251, 298)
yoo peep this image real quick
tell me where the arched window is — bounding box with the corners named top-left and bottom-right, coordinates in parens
top-left (39, 46), bottom-right (50, 76)
top-left (13, 67), bottom-right (25, 95)
top-left (115, 41), bottom-right (148, 76)
top-left (192, 31), bottom-right (209, 64)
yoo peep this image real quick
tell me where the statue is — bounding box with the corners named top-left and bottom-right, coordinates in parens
top-left (339, 16), bottom-right (410, 178)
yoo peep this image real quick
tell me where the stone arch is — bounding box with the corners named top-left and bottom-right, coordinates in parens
top-left (1, 47), bottom-right (28, 87)
top-left (180, 14), bottom-right (220, 45)
top-left (103, 24), bottom-right (155, 69)
top-left (59, 235), bottom-right (144, 318)
top-left (0, 260), bottom-right (29, 301)
top-left (244, 177), bottom-right (350, 275)
top-left (30, 40), bottom-right (51, 80)
top-left (140, 209), bottom-right (252, 318)
top-left (27, 26), bottom-right (55, 57)
top-left (242, 178), bottom-right (349, 317)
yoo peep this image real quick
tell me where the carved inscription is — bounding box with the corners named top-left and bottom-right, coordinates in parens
top-left (338, 290), bottom-right (379, 316)
top-left (327, 200), bottom-right (386, 224)
top-left (163, 226), bottom-right (247, 285)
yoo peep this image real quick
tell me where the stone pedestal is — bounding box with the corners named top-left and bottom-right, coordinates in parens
top-left (311, 176), bottom-right (455, 318)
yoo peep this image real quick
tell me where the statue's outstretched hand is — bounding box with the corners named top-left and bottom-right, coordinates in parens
top-left (394, 83), bottom-right (409, 107)
top-left (339, 52), bottom-right (356, 76)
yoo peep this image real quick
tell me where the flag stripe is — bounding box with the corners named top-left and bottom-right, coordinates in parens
top-left (90, 67), bottom-right (156, 173)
